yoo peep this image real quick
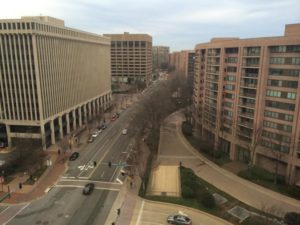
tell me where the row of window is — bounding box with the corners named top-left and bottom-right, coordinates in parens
top-left (111, 41), bottom-right (147, 48)
top-left (223, 101), bottom-right (234, 108)
top-left (266, 89), bottom-right (297, 100)
top-left (270, 45), bottom-right (300, 53)
top-left (224, 84), bottom-right (235, 91)
top-left (261, 139), bottom-right (289, 153)
top-left (270, 57), bottom-right (300, 65)
top-left (267, 79), bottom-right (298, 88)
top-left (263, 120), bottom-right (292, 132)
top-left (225, 57), bottom-right (238, 63)
top-left (264, 110), bottom-right (294, 122)
top-left (262, 130), bottom-right (291, 143)
top-left (269, 68), bottom-right (299, 77)
top-left (265, 100), bottom-right (295, 111)
top-left (224, 75), bottom-right (236, 81)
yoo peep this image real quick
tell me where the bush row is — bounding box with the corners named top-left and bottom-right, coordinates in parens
top-left (180, 167), bottom-right (216, 209)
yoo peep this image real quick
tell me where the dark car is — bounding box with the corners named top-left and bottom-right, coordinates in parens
top-left (167, 214), bottom-right (192, 225)
top-left (82, 183), bottom-right (95, 195)
top-left (69, 152), bottom-right (79, 161)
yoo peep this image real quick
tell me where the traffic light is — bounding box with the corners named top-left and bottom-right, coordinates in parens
top-left (108, 161), bottom-right (112, 168)
top-left (19, 182), bottom-right (22, 189)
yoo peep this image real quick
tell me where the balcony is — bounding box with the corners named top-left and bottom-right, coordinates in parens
top-left (239, 92), bottom-right (256, 99)
top-left (239, 100), bottom-right (255, 108)
top-left (238, 110), bottom-right (254, 118)
top-left (238, 120), bottom-right (254, 128)
top-left (240, 81), bottom-right (257, 88)
top-left (237, 128), bottom-right (253, 138)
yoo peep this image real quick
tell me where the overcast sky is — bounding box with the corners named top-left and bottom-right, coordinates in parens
top-left (1, 0), bottom-right (300, 51)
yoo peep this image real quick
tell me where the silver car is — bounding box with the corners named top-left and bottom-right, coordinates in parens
top-left (167, 214), bottom-right (192, 225)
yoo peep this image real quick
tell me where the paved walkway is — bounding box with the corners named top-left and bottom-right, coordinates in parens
top-left (159, 111), bottom-right (300, 217)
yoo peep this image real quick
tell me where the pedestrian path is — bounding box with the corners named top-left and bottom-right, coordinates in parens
top-left (0, 203), bottom-right (29, 225)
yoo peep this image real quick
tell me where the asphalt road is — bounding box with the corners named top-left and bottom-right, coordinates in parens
top-left (4, 81), bottom-right (165, 225)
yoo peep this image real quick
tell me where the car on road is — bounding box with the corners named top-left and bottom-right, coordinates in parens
top-left (87, 136), bottom-right (94, 143)
top-left (122, 129), bottom-right (128, 135)
top-left (82, 183), bottom-right (95, 195)
top-left (167, 214), bottom-right (192, 225)
top-left (92, 131), bottom-right (98, 137)
top-left (100, 124), bottom-right (107, 130)
top-left (69, 152), bottom-right (79, 161)
top-left (97, 128), bottom-right (103, 134)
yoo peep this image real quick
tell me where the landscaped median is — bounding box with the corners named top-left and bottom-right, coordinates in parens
top-left (143, 166), bottom-right (284, 225)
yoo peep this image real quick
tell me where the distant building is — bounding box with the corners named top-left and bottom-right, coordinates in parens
top-left (104, 32), bottom-right (152, 85)
top-left (192, 23), bottom-right (300, 184)
top-left (169, 50), bottom-right (195, 86)
top-left (152, 46), bottom-right (169, 70)
top-left (0, 16), bottom-right (111, 149)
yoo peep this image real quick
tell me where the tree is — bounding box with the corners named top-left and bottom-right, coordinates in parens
top-left (246, 126), bottom-right (262, 172)
top-left (284, 212), bottom-right (300, 225)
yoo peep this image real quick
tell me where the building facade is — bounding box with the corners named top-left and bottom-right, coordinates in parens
top-left (192, 24), bottom-right (300, 184)
top-left (0, 16), bottom-right (112, 149)
top-left (152, 46), bottom-right (169, 71)
top-left (104, 32), bottom-right (152, 85)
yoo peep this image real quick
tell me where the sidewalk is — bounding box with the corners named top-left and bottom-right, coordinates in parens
top-left (170, 111), bottom-right (300, 216)
top-left (0, 126), bottom-right (93, 204)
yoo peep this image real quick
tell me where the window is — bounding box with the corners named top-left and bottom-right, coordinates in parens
top-left (287, 92), bottom-right (296, 100)
top-left (267, 79), bottom-right (298, 88)
top-left (224, 84), bottom-right (235, 91)
top-left (265, 100), bottom-right (295, 111)
top-left (267, 90), bottom-right (281, 98)
top-left (245, 47), bottom-right (260, 56)
top-left (224, 102), bottom-right (233, 108)
top-left (269, 68), bottom-right (299, 77)
top-left (270, 57), bottom-right (285, 64)
top-left (224, 93), bottom-right (234, 99)
top-left (224, 75), bottom-right (236, 81)
top-left (270, 45), bottom-right (300, 53)
top-left (225, 47), bottom-right (239, 54)
top-left (227, 66), bottom-right (237, 73)
top-left (226, 57), bottom-right (238, 63)
top-left (264, 110), bottom-right (294, 122)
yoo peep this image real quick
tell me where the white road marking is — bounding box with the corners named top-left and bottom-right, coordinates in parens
top-left (3, 203), bottom-right (30, 225)
top-left (136, 200), bottom-right (145, 225)
top-left (100, 171), bottom-right (105, 178)
top-left (116, 178), bottom-right (123, 184)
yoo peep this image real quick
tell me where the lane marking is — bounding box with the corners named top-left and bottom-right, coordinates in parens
top-left (116, 178), bottom-right (123, 184)
top-left (0, 206), bottom-right (10, 215)
top-left (3, 203), bottom-right (30, 225)
top-left (136, 200), bottom-right (145, 225)
top-left (55, 184), bottom-right (120, 191)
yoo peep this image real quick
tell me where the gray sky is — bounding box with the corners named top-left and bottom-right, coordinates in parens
top-left (1, 0), bottom-right (300, 51)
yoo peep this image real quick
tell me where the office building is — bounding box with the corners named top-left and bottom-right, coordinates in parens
top-left (104, 32), bottom-right (152, 85)
top-left (193, 24), bottom-right (300, 184)
top-left (152, 46), bottom-right (169, 70)
top-left (0, 16), bottom-right (111, 149)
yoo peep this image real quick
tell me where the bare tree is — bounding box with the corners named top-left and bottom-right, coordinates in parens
top-left (247, 126), bottom-right (262, 171)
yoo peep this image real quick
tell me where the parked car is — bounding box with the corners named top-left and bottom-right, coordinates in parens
top-left (69, 152), bottom-right (79, 161)
top-left (87, 136), bottom-right (94, 143)
top-left (91, 131), bottom-right (98, 137)
top-left (167, 214), bottom-right (192, 225)
top-left (100, 124), bottom-right (107, 130)
top-left (82, 183), bottom-right (95, 195)
top-left (122, 129), bottom-right (128, 135)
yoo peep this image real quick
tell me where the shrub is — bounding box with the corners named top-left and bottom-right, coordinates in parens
top-left (196, 189), bottom-right (216, 209)
top-left (287, 186), bottom-right (300, 199)
top-left (181, 185), bottom-right (195, 198)
top-left (182, 122), bottom-right (193, 136)
top-left (284, 212), bottom-right (300, 225)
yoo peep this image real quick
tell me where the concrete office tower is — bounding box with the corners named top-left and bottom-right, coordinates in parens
top-left (152, 46), bottom-right (170, 70)
top-left (104, 32), bottom-right (152, 85)
top-left (0, 16), bottom-right (111, 149)
top-left (193, 24), bottom-right (300, 184)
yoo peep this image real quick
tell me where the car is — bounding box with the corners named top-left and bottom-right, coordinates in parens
top-left (91, 131), bottom-right (98, 137)
top-left (100, 124), bottom-right (107, 130)
top-left (97, 128), bottom-right (103, 134)
top-left (69, 152), bottom-right (79, 161)
top-left (82, 183), bottom-right (95, 195)
top-left (167, 214), bottom-right (192, 225)
top-left (122, 129), bottom-right (127, 135)
top-left (87, 136), bottom-right (94, 143)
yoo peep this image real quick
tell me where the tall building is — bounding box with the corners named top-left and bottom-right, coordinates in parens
top-left (192, 24), bottom-right (300, 184)
top-left (152, 46), bottom-right (169, 70)
top-left (169, 50), bottom-right (195, 85)
top-left (0, 16), bottom-right (111, 149)
top-left (104, 32), bottom-right (152, 85)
